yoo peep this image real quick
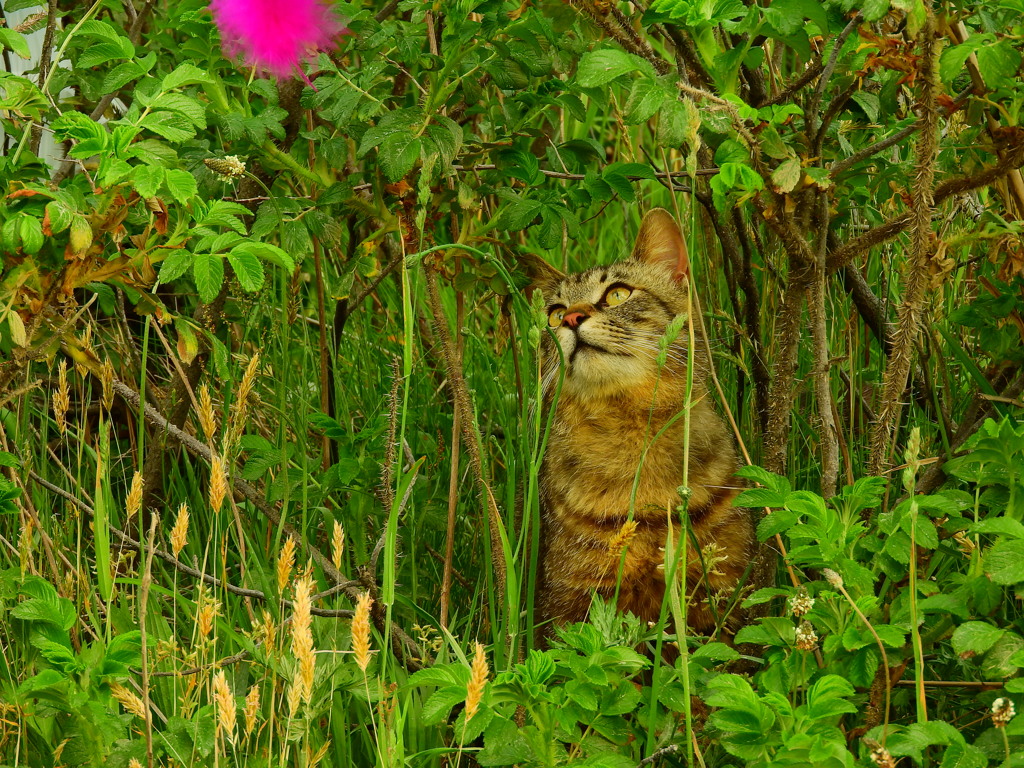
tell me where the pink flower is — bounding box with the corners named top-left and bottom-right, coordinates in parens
top-left (209, 0), bottom-right (348, 80)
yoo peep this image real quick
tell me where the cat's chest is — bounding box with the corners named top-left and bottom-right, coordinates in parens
top-left (541, 408), bottom-right (685, 520)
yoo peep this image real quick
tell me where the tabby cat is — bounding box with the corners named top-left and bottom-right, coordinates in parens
top-left (534, 208), bottom-right (759, 635)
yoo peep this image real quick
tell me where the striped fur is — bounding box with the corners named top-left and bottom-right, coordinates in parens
top-left (535, 209), bottom-right (757, 635)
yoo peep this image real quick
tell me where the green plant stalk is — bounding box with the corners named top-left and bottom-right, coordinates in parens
top-left (261, 141), bottom-right (332, 187)
top-left (908, 497), bottom-right (928, 723)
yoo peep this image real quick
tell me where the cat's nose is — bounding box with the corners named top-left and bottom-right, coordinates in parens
top-left (562, 310), bottom-right (589, 328)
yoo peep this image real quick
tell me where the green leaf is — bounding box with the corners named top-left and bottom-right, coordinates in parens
top-left (986, 539), bottom-right (1024, 584)
top-left (232, 241), bottom-right (296, 272)
top-left (951, 621), bottom-right (1004, 656)
top-left (19, 216), bottom-right (43, 255)
top-left (624, 78), bottom-right (669, 124)
top-left (77, 38), bottom-right (134, 68)
top-left (0, 29), bottom-right (31, 60)
top-left (577, 49), bottom-right (652, 87)
top-left (191, 253), bottom-right (224, 303)
top-left (140, 110), bottom-right (196, 142)
top-left (103, 60), bottom-right (147, 93)
top-left (378, 132), bottom-right (421, 182)
top-left (939, 36), bottom-right (992, 84)
top-left (163, 169), bottom-right (197, 204)
top-left (763, 0), bottom-right (806, 36)
top-left (132, 164), bottom-right (165, 198)
top-left (976, 40), bottom-right (1023, 89)
top-left (970, 518), bottom-right (1024, 539)
top-left (227, 248), bottom-right (266, 292)
top-left (161, 62), bottom-right (214, 91)
top-left (851, 91), bottom-right (880, 122)
top-left (939, 742), bottom-right (988, 768)
top-left (860, 0), bottom-right (891, 22)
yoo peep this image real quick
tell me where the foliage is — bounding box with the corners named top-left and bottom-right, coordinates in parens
top-left (1, 0), bottom-right (1024, 765)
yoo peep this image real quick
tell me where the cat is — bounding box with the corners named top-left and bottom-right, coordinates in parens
top-left (532, 208), bottom-right (761, 637)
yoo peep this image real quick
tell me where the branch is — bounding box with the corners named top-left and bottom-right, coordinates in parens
top-left (826, 150), bottom-right (1024, 274)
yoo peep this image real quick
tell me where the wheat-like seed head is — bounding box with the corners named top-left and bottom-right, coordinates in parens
top-left (227, 352), bottom-right (260, 450)
top-left (198, 383), bottom-right (218, 443)
top-left (260, 609), bottom-right (277, 652)
top-left (607, 519), bottom-right (638, 558)
top-left (127, 759), bottom-right (143, 768)
top-left (213, 670), bottom-right (236, 742)
top-left (18, 522), bottom-right (32, 575)
top-left (209, 454), bottom-right (228, 513)
top-left (244, 683), bottom-right (260, 737)
top-left (465, 642), bottom-right (489, 720)
top-left (277, 537), bottom-right (296, 594)
top-left (197, 589), bottom-right (220, 641)
top-left (110, 682), bottom-right (147, 719)
top-left (352, 592), bottom-right (373, 672)
top-left (101, 358), bottom-right (114, 412)
top-left (331, 520), bottom-right (345, 571)
top-left (170, 502), bottom-right (190, 558)
top-left (54, 359), bottom-right (70, 435)
top-left (125, 471), bottom-right (144, 525)
top-left (290, 571), bottom-right (316, 710)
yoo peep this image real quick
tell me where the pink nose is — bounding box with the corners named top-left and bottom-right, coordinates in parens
top-left (562, 311), bottom-right (589, 328)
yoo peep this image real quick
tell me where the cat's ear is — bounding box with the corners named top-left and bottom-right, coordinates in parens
top-left (519, 252), bottom-right (564, 302)
top-left (631, 208), bottom-right (690, 283)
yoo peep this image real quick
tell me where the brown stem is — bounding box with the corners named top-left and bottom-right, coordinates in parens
top-left (809, 191), bottom-right (838, 498)
top-left (763, 263), bottom-right (813, 475)
top-left (868, 7), bottom-right (940, 475)
top-left (423, 267), bottom-right (508, 603)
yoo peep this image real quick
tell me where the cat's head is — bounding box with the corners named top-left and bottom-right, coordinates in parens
top-left (530, 208), bottom-right (697, 399)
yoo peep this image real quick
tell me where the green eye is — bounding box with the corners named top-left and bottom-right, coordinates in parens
top-left (548, 308), bottom-right (565, 327)
top-left (605, 286), bottom-right (632, 307)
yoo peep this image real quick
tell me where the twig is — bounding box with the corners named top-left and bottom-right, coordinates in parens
top-left (637, 744), bottom-right (680, 767)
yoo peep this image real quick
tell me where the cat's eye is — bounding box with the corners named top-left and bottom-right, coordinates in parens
top-left (548, 308), bottom-right (565, 327)
top-left (604, 286), bottom-right (632, 307)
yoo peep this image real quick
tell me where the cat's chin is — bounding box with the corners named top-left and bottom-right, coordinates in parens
top-left (562, 353), bottom-right (655, 397)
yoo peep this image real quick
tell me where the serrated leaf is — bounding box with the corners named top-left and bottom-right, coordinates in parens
top-left (161, 62), bottom-right (213, 91)
top-left (227, 248), bottom-right (265, 292)
top-left (951, 621), bottom-right (1004, 656)
top-left (379, 132), bottom-right (421, 182)
top-left (577, 49), bottom-right (650, 87)
top-left (976, 40), bottom-right (1023, 89)
top-left (763, 0), bottom-right (806, 36)
top-left (102, 60), bottom-right (146, 92)
top-left (163, 169), bottom-right (197, 204)
top-left (970, 518), bottom-right (1024, 539)
top-left (624, 78), bottom-right (669, 124)
top-left (191, 252), bottom-right (224, 303)
top-left (77, 39), bottom-right (134, 68)
top-left (772, 157), bottom-right (802, 193)
top-left (233, 241), bottom-right (296, 272)
top-left (0, 29), bottom-right (31, 60)
top-left (132, 164), bottom-right (165, 198)
top-left (851, 91), bottom-right (880, 122)
top-left (986, 539), bottom-right (1024, 584)
top-left (140, 110), bottom-right (196, 142)
top-left (860, 0), bottom-right (890, 22)
top-left (151, 93), bottom-right (207, 129)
